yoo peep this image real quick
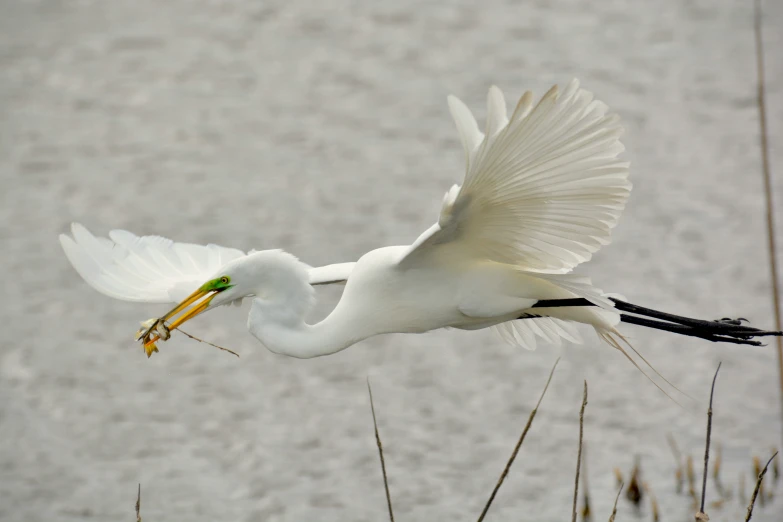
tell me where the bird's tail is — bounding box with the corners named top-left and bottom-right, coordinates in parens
top-left (490, 271), bottom-right (618, 350)
top-left (505, 271), bottom-right (687, 403)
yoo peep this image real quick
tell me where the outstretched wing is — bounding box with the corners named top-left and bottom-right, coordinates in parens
top-left (400, 79), bottom-right (630, 274)
top-left (308, 263), bottom-right (356, 285)
top-left (61, 224), bottom-right (356, 304)
top-left (60, 223), bottom-right (246, 303)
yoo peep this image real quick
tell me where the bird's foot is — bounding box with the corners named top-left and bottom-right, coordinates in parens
top-left (714, 317), bottom-right (749, 326)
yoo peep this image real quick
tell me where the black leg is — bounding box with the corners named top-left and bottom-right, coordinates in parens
top-left (618, 314), bottom-right (763, 346)
top-left (527, 298), bottom-right (782, 345)
top-left (609, 299), bottom-right (761, 333)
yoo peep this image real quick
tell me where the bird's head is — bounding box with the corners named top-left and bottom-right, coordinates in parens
top-left (157, 250), bottom-right (313, 332)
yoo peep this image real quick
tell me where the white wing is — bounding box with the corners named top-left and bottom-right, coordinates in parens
top-left (60, 223), bottom-right (246, 303)
top-left (400, 79), bottom-right (630, 273)
top-left (492, 317), bottom-right (583, 351)
top-left (308, 263), bottom-right (356, 285)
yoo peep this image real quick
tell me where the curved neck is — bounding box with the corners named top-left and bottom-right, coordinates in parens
top-left (248, 298), bottom-right (365, 359)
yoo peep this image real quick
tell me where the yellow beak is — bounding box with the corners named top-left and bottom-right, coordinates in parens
top-left (136, 285), bottom-right (222, 358)
top-left (162, 286), bottom-right (218, 331)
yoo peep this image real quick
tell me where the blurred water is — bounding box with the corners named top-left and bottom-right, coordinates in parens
top-left (1, 0), bottom-right (782, 520)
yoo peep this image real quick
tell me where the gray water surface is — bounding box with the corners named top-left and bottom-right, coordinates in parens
top-left (1, 0), bottom-right (782, 520)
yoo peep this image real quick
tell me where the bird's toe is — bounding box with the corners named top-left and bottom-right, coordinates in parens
top-left (714, 317), bottom-right (745, 326)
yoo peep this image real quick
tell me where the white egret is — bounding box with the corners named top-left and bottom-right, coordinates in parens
top-left (60, 79), bottom-right (781, 367)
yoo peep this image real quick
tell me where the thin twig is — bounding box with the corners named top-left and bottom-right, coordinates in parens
top-left (751, 456), bottom-right (766, 507)
top-left (572, 381), bottom-right (588, 522)
top-left (177, 328), bottom-right (239, 357)
top-left (476, 358), bottom-right (560, 522)
top-left (698, 362), bottom-right (721, 518)
top-left (745, 451), bottom-right (779, 521)
top-left (135, 483), bottom-right (141, 522)
top-left (608, 482), bottom-right (623, 522)
top-left (581, 444), bottom-right (592, 522)
top-left (754, 0), bottom-right (783, 448)
top-left (367, 378), bottom-right (394, 522)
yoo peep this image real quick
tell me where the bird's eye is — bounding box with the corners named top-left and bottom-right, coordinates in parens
top-left (220, 276), bottom-right (229, 284)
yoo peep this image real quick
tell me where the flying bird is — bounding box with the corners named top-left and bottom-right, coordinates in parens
top-left (60, 80), bottom-right (781, 370)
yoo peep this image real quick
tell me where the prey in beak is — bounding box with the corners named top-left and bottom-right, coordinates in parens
top-left (135, 276), bottom-right (233, 357)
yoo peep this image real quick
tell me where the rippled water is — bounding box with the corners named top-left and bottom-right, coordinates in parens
top-left (1, 0), bottom-right (782, 520)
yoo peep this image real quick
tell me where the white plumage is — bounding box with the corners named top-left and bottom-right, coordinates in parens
top-left (60, 224), bottom-right (356, 303)
top-left (402, 80), bottom-right (630, 273)
top-left (61, 79), bottom-right (633, 357)
top-left (60, 224), bottom-right (245, 303)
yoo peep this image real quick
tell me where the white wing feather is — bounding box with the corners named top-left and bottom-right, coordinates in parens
top-left (401, 79), bottom-right (630, 273)
top-left (59, 223), bottom-right (246, 303)
top-left (492, 317), bottom-right (583, 351)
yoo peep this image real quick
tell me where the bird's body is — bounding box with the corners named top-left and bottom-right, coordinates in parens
top-left (241, 247), bottom-right (616, 359)
top-left (60, 78), bottom-right (781, 365)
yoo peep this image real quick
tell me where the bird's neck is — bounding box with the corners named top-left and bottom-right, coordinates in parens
top-left (248, 296), bottom-right (363, 359)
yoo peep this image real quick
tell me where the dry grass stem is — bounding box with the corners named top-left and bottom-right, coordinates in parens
top-left (572, 380), bottom-right (588, 522)
top-left (613, 468), bottom-right (623, 488)
top-left (178, 328), bottom-right (240, 357)
top-left (476, 358), bottom-right (560, 522)
top-left (687, 455), bottom-right (697, 501)
top-left (581, 445), bottom-right (592, 522)
top-left (754, 0), bottom-right (783, 448)
top-left (667, 433), bottom-right (684, 494)
top-left (581, 491), bottom-right (592, 522)
top-left (367, 379), bottom-right (394, 522)
top-left (675, 466), bottom-right (684, 495)
top-left (712, 443), bottom-right (729, 498)
top-left (745, 451), bottom-right (778, 521)
top-left (697, 362), bottom-right (721, 518)
top-left (643, 482), bottom-right (659, 522)
top-left (608, 482), bottom-right (623, 522)
top-left (625, 458), bottom-right (642, 506)
top-left (752, 457), bottom-right (765, 507)
top-left (135, 483), bottom-right (141, 522)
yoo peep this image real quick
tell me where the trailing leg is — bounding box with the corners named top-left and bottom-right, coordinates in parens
top-left (528, 298), bottom-right (782, 345)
